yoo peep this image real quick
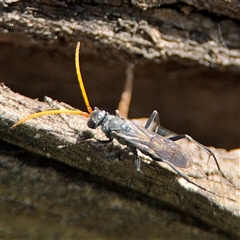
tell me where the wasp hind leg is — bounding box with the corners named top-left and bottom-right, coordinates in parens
top-left (145, 111), bottom-right (221, 172)
top-left (168, 134), bottom-right (221, 172)
top-left (145, 110), bottom-right (174, 137)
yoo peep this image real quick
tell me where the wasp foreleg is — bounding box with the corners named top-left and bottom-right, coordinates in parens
top-left (94, 137), bottom-right (113, 144)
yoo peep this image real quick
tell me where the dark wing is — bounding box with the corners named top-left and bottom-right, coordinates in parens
top-left (112, 119), bottom-right (192, 168)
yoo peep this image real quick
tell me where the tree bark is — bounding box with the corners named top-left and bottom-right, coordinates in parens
top-left (0, 83), bottom-right (239, 239)
top-left (0, 1), bottom-right (240, 239)
top-left (1, 0), bottom-right (240, 68)
top-left (1, 0), bottom-right (240, 149)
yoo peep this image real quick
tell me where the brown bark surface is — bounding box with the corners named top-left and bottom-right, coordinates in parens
top-left (0, 84), bottom-right (239, 239)
top-left (1, 0), bottom-right (240, 68)
top-left (0, 1), bottom-right (240, 239)
top-left (1, 0), bottom-right (240, 149)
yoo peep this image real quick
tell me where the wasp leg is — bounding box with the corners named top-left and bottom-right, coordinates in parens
top-left (168, 134), bottom-right (221, 172)
top-left (128, 146), bottom-right (143, 173)
top-left (116, 110), bottom-right (143, 173)
top-left (115, 110), bottom-right (122, 118)
top-left (94, 138), bottom-right (113, 143)
top-left (145, 110), bottom-right (175, 136)
top-left (144, 110), bottom-right (160, 132)
top-left (157, 158), bottom-right (231, 199)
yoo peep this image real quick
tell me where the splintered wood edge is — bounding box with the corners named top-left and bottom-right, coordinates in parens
top-left (0, 83), bottom-right (239, 234)
top-left (1, 2), bottom-right (240, 69)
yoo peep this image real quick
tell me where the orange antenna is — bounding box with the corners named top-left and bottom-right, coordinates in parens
top-left (12, 42), bottom-right (91, 128)
top-left (11, 109), bottom-right (89, 128)
top-left (75, 42), bottom-right (93, 113)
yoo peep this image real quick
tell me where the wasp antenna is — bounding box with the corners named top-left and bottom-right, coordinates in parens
top-left (11, 44), bottom-right (91, 129)
top-left (75, 42), bottom-right (93, 113)
top-left (11, 109), bottom-right (89, 128)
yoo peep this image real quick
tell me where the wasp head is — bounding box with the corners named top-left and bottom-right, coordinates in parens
top-left (87, 107), bottom-right (107, 129)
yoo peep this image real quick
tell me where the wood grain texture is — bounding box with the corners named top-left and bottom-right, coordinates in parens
top-left (0, 1), bottom-right (239, 238)
top-left (1, 0), bottom-right (240, 69)
top-left (0, 83), bottom-right (239, 239)
top-left (1, 0), bottom-right (240, 149)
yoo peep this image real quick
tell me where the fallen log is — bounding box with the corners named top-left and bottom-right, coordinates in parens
top-left (0, 83), bottom-right (239, 239)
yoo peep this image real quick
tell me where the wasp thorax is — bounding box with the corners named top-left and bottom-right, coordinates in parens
top-left (87, 107), bottom-right (107, 129)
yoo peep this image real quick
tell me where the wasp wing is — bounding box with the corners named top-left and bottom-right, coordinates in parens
top-left (112, 119), bottom-right (192, 168)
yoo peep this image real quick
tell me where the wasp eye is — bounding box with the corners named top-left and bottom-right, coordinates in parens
top-left (87, 119), bottom-right (96, 129)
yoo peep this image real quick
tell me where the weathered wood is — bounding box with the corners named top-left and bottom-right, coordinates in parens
top-left (132, 0), bottom-right (240, 20)
top-left (1, 0), bottom-right (240, 69)
top-left (0, 140), bottom-right (236, 240)
top-left (0, 1), bottom-right (240, 238)
top-left (1, 0), bottom-right (240, 149)
top-left (0, 83), bottom-right (239, 239)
